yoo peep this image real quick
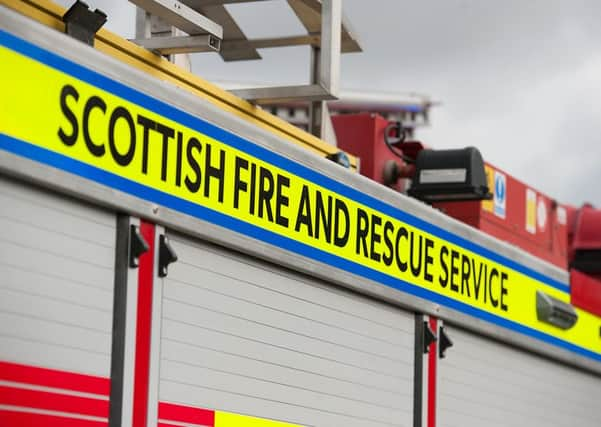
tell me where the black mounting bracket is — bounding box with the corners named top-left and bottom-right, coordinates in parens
top-left (62, 1), bottom-right (107, 46)
top-left (158, 235), bottom-right (178, 278)
top-left (423, 321), bottom-right (437, 354)
top-left (129, 225), bottom-right (149, 268)
top-left (439, 326), bottom-right (453, 358)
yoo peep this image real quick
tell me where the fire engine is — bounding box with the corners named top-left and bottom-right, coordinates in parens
top-left (0, 1), bottom-right (600, 427)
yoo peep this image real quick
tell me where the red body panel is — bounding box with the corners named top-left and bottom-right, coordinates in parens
top-left (571, 206), bottom-right (601, 250)
top-left (571, 269), bottom-right (601, 317)
top-left (332, 113), bottom-right (408, 192)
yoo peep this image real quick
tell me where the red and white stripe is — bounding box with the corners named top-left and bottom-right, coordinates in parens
top-left (426, 316), bottom-right (438, 427)
top-left (0, 361), bottom-right (110, 426)
top-left (128, 220), bottom-right (164, 427)
top-left (420, 315), bottom-right (440, 427)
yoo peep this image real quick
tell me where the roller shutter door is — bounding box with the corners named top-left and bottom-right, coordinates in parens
top-left (159, 232), bottom-right (415, 426)
top-left (0, 176), bottom-right (115, 376)
top-left (438, 326), bottom-right (601, 427)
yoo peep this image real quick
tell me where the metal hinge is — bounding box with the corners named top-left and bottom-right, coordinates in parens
top-left (423, 321), bottom-right (437, 354)
top-left (129, 225), bottom-right (149, 268)
top-left (158, 234), bottom-right (178, 278)
top-left (438, 326), bottom-right (453, 358)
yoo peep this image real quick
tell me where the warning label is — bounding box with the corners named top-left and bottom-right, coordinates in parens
top-left (526, 188), bottom-right (537, 234)
top-left (493, 170), bottom-right (506, 219)
top-left (481, 164), bottom-right (494, 213)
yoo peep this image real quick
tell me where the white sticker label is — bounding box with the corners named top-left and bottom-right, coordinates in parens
top-left (537, 199), bottom-right (547, 231)
top-left (526, 189), bottom-right (536, 234)
top-left (493, 171), bottom-right (506, 219)
top-left (557, 206), bottom-right (567, 225)
top-left (419, 168), bottom-right (467, 184)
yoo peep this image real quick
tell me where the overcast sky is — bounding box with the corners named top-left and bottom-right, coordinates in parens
top-left (55, 0), bottom-right (601, 206)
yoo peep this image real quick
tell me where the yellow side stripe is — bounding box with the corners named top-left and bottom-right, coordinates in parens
top-left (215, 411), bottom-right (303, 427)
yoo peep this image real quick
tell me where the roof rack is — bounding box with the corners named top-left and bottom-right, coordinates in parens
top-left (128, 0), bottom-right (361, 141)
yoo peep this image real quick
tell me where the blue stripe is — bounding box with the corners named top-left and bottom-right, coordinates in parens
top-left (0, 28), bottom-right (570, 294)
top-left (1, 133), bottom-right (599, 362)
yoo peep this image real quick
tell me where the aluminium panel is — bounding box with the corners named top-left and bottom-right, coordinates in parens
top-left (158, 231), bottom-right (415, 426)
top-left (438, 325), bottom-right (601, 427)
top-left (0, 175), bottom-right (115, 377)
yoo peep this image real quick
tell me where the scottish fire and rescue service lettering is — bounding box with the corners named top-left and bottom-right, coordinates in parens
top-left (1, 30), bottom-right (600, 360)
top-left (58, 84), bottom-right (510, 313)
